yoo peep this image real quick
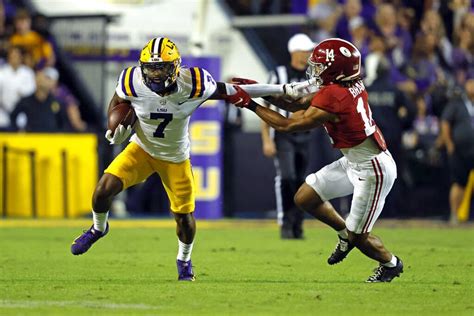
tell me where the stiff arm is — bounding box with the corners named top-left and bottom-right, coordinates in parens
top-left (210, 78), bottom-right (317, 101)
top-left (210, 82), bottom-right (285, 100)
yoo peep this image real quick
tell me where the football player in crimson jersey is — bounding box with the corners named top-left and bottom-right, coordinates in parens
top-left (228, 38), bottom-right (403, 283)
top-left (69, 36), bottom-right (310, 282)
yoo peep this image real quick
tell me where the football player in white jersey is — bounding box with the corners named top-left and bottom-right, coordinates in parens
top-left (70, 37), bottom-right (311, 281)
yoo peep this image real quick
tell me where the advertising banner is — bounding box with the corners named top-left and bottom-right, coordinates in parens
top-left (183, 57), bottom-right (223, 219)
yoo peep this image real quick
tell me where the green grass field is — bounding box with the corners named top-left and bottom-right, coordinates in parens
top-left (0, 219), bottom-right (473, 315)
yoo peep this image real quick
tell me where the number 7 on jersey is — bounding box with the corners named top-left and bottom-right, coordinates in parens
top-left (150, 112), bottom-right (173, 138)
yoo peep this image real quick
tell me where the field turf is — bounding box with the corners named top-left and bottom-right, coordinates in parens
top-left (0, 219), bottom-right (473, 315)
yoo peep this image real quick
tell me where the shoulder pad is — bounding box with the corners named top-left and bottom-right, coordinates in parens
top-left (188, 67), bottom-right (208, 99)
top-left (118, 66), bottom-right (139, 97)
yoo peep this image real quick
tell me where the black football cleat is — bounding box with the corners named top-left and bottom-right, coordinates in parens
top-left (280, 228), bottom-right (295, 239)
top-left (366, 256), bottom-right (404, 283)
top-left (327, 236), bottom-right (354, 265)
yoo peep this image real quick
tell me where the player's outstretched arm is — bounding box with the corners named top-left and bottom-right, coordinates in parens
top-left (209, 82), bottom-right (284, 100)
top-left (210, 78), bottom-right (316, 100)
top-left (226, 86), bottom-right (336, 133)
top-left (209, 78), bottom-right (317, 101)
top-left (234, 78), bottom-right (317, 99)
top-left (252, 102), bottom-right (336, 133)
top-left (262, 93), bottom-right (316, 113)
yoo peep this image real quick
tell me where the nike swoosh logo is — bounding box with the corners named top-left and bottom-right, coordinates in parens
top-left (236, 97), bottom-right (243, 104)
top-left (358, 177), bottom-right (365, 181)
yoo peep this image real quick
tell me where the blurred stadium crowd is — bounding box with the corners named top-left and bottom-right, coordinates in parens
top-left (0, 0), bottom-right (473, 222)
top-left (0, 3), bottom-right (93, 133)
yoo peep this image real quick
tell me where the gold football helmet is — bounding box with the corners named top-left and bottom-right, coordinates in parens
top-left (139, 37), bottom-right (181, 94)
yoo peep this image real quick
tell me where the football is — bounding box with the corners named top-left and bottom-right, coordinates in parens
top-left (107, 102), bottom-right (137, 132)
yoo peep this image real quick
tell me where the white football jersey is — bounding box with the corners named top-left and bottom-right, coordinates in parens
top-left (115, 66), bottom-right (217, 163)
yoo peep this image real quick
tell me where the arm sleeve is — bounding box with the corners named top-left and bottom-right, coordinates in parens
top-left (261, 70), bottom-right (279, 107)
top-left (224, 82), bottom-right (284, 98)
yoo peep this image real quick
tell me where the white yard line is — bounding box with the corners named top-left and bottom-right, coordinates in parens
top-left (0, 300), bottom-right (160, 310)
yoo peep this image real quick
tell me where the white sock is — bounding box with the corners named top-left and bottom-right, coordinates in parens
top-left (382, 255), bottom-right (397, 268)
top-left (177, 239), bottom-right (194, 262)
top-left (337, 229), bottom-right (348, 240)
top-left (93, 211), bottom-right (109, 232)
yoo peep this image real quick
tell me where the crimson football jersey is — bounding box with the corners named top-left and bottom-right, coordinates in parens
top-left (311, 80), bottom-right (386, 150)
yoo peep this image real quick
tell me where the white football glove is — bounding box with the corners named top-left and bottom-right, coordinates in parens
top-left (105, 124), bottom-right (132, 145)
top-left (283, 78), bottom-right (318, 99)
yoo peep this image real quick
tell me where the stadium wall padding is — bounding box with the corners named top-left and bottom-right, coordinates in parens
top-left (0, 134), bottom-right (98, 218)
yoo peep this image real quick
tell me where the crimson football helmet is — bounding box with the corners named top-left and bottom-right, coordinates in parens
top-left (307, 38), bottom-right (361, 86)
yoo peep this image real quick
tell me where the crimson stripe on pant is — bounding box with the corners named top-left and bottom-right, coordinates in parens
top-left (363, 158), bottom-right (383, 233)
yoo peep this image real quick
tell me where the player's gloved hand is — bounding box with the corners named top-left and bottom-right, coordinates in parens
top-left (224, 85), bottom-right (251, 108)
top-left (283, 78), bottom-right (318, 99)
top-left (105, 124), bottom-right (132, 145)
top-left (231, 77), bottom-right (258, 85)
